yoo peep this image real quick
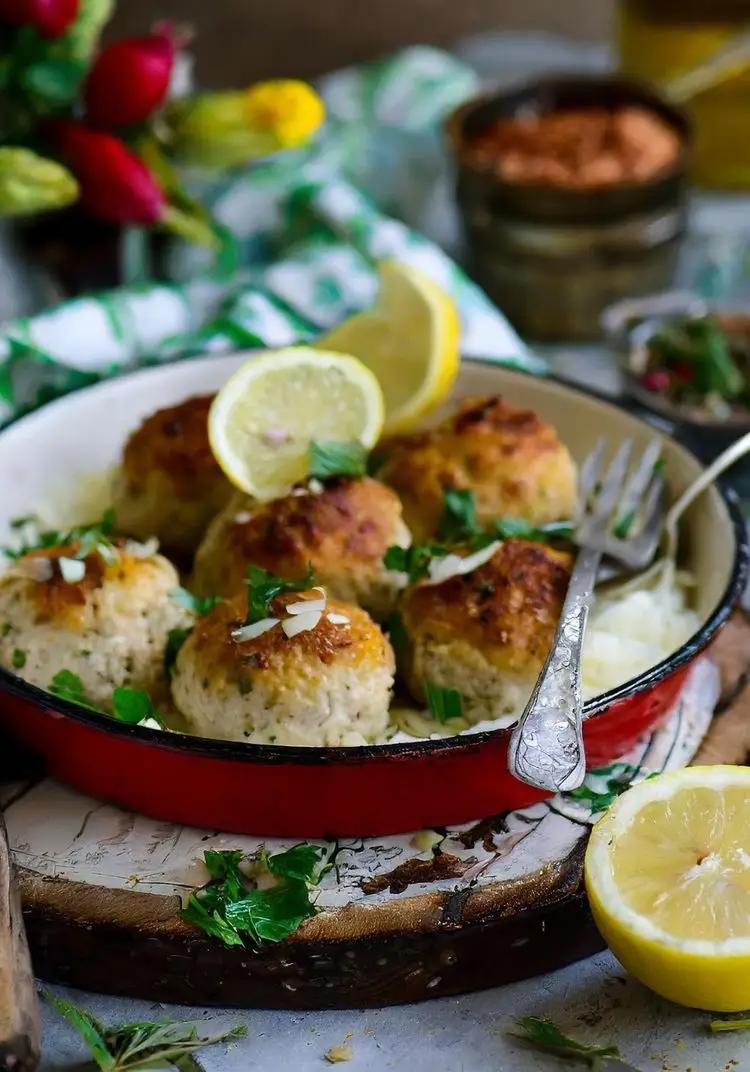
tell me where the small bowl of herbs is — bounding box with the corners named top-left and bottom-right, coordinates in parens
top-left (605, 292), bottom-right (750, 444)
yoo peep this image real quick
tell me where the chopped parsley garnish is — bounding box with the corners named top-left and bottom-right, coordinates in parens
top-left (169, 586), bottom-right (221, 616)
top-left (612, 509), bottom-right (636, 540)
top-left (11, 648), bottom-right (25, 669)
top-left (49, 671), bottom-right (164, 727)
top-left (438, 487), bottom-right (479, 542)
top-left (182, 843), bottom-right (332, 948)
top-left (112, 687), bottom-right (166, 729)
top-left (384, 490), bottom-right (573, 584)
top-left (309, 440), bottom-right (368, 480)
top-left (424, 680), bottom-right (463, 723)
top-left (384, 611), bottom-right (408, 655)
top-left (44, 988), bottom-right (246, 1072)
top-left (3, 509), bottom-right (118, 563)
top-left (566, 762), bottom-right (638, 812)
top-left (510, 1016), bottom-right (622, 1068)
top-left (245, 563), bottom-right (315, 625)
top-left (165, 626), bottom-right (192, 679)
top-left (49, 669), bottom-right (101, 711)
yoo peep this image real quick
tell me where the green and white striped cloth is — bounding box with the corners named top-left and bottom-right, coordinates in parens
top-left (0, 47), bottom-right (542, 425)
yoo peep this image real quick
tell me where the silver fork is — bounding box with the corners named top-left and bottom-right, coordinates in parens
top-left (507, 439), bottom-right (664, 793)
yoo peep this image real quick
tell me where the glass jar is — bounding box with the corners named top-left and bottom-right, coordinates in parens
top-left (618, 0), bottom-right (750, 189)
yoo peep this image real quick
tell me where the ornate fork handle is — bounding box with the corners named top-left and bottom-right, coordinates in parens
top-left (508, 544), bottom-right (602, 793)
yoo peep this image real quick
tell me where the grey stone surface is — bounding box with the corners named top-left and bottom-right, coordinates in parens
top-left (39, 950), bottom-right (750, 1071)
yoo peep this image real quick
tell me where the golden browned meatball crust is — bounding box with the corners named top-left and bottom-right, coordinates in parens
top-left (192, 477), bottom-right (410, 620)
top-left (112, 395), bottom-right (233, 561)
top-left (171, 589), bottom-right (395, 746)
top-left (401, 539), bottom-right (573, 724)
top-left (376, 395), bottom-right (577, 541)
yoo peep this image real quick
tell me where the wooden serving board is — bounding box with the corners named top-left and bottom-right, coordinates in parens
top-left (3, 617), bottom-right (750, 1011)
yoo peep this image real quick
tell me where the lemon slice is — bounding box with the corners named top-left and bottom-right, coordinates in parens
top-left (209, 347), bottom-right (384, 500)
top-left (318, 260), bottom-right (460, 434)
top-left (585, 765), bottom-right (750, 1011)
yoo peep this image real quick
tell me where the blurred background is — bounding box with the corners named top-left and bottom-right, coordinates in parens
top-left (108, 0), bottom-right (613, 83)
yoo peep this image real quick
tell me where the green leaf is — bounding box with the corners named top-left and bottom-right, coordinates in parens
top-left (44, 987), bottom-right (246, 1071)
top-left (491, 517), bottom-right (574, 543)
top-left (2, 509), bottom-right (117, 562)
top-left (165, 627), bottom-right (192, 680)
top-left (245, 564), bottom-right (315, 625)
top-left (511, 1016), bottom-right (621, 1069)
top-left (182, 844), bottom-right (327, 948)
top-left (0, 147), bottom-right (78, 217)
top-left (567, 763), bottom-right (638, 812)
top-left (49, 669), bottom-right (102, 712)
top-left (20, 58), bottom-right (84, 107)
top-left (438, 488), bottom-right (479, 542)
top-left (383, 542), bottom-right (442, 583)
top-left (309, 440), bottom-right (368, 480)
top-left (11, 648), bottom-right (25, 669)
top-left (384, 611), bottom-right (408, 655)
top-left (43, 990), bottom-right (115, 1071)
top-left (424, 681), bottom-right (463, 724)
top-left (112, 688), bottom-right (165, 729)
top-left (612, 509), bottom-right (635, 540)
top-left (169, 587), bottom-right (221, 616)
top-left (710, 1018), bottom-right (750, 1032)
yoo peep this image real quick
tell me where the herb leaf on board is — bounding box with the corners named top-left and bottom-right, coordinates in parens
top-left (182, 843), bottom-right (330, 948)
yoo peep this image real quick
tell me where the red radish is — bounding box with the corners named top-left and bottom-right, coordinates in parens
top-left (51, 120), bottom-right (166, 224)
top-left (84, 31), bottom-right (175, 127)
top-left (0, 0), bottom-right (78, 38)
top-left (641, 369), bottom-right (672, 393)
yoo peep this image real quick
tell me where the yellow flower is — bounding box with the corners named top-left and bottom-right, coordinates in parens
top-left (243, 80), bottom-right (325, 149)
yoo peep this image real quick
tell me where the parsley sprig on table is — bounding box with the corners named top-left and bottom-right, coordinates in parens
top-left (182, 843), bottom-right (333, 948)
top-left (45, 989), bottom-right (246, 1072)
top-left (384, 489), bottom-right (573, 584)
top-left (2, 509), bottom-right (118, 562)
top-left (244, 563), bottom-right (315, 625)
top-left (511, 1016), bottom-right (624, 1070)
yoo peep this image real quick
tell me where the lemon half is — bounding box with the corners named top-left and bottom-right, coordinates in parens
top-left (318, 260), bottom-right (460, 434)
top-left (585, 765), bottom-right (750, 1011)
top-left (209, 347), bottom-right (384, 501)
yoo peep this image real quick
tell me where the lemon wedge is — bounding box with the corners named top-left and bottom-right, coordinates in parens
top-left (318, 260), bottom-right (460, 434)
top-left (585, 765), bottom-right (750, 1011)
top-left (208, 347), bottom-right (384, 500)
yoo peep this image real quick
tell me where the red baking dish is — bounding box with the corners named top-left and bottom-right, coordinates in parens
top-left (0, 357), bottom-right (745, 836)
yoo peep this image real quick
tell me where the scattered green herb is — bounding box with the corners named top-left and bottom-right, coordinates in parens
top-left (612, 509), bottom-right (636, 540)
top-left (165, 626), bottom-right (192, 680)
top-left (653, 458), bottom-right (666, 477)
top-left (3, 509), bottom-right (117, 563)
top-left (182, 843), bottom-right (331, 948)
top-left (511, 1016), bottom-right (622, 1070)
top-left (245, 563), bottom-right (315, 625)
top-left (710, 1018), bottom-right (750, 1033)
top-left (424, 680), bottom-right (463, 724)
top-left (49, 669), bottom-right (101, 712)
top-left (384, 611), bottom-right (408, 655)
top-left (384, 490), bottom-right (573, 584)
top-left (1, 622), bottom-right (12, 636)
top-left (112, 687), bottom-right (166, 729)
top-left (309, 440), bottom-right (368, 480)
top-left (438, 487), bottom-right (478, 542)
top-left (11, 648), bottom-right (25, 669)
top-left (44, 988), bottom-right (246, 1072)
top-left (567, 763), bottom-right (638, 812)
top-left (169, 586), bottom-right (221, 616)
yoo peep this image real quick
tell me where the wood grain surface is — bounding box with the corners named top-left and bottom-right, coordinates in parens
top-left (0, 817), bottom-right (39, 1072)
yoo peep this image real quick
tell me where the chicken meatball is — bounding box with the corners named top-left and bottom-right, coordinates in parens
top-left (0, 544), bottom-right (191, 711)
top-left (192, 477), bottom-right (410, 620)
top-left (171, 587), bottom-right (395, 746)
top-left (401, 539), bottom-right (573, 724)
top-left (112, 395), bottom-right (233, 562)
top-left (376, 396), bottom-right (577, 541)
